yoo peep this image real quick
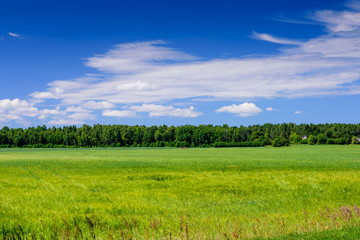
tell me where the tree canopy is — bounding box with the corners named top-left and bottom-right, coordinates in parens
top-left (0, 123), bottom-right (359, 148)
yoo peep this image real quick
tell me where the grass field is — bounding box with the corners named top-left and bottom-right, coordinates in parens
top-left (1, 145), bottom-right (360, 239)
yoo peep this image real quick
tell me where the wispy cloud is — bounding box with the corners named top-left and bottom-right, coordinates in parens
top-left (86, 40), bottom-right (198, 74)
top-left (38, 53), bottom-right (359, 106)
top-left (346, 0), bottom-right (360, 10)
top-left (294, 111), bottom-right (302, 114)
top-left (252, 31), bottom-right (303, 45)
top-left (8, 32), bottom-right (21, 38)
top-left (312, 9), bottom-right (360, 32)
top-left (129, 104), bottom-right (201, 117)
top-left (267, 16), bottom-right (319, 25)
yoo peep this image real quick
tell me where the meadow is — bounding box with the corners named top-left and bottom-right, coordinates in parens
top-left (0, 145), bottom-right (360, 239)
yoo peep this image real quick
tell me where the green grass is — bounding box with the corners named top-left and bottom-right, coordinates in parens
top-left (1, 145), bottom-right (360, 239)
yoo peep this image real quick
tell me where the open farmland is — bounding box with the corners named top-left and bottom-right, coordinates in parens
top-left (1, 145), bottom-right (360, 239)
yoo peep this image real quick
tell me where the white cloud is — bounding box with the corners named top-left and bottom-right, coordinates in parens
top-left (102, 110), bottom-right (136, 118)
top-left (216, 103), bottom-right (262, 117)
top-left (150, 106), bottom-right (200, 117)
top-left (253, 31), bottom-right (303, 45)
top-left (0, 99), bottom-right (66, 123)
top-left (86, 40), bottom-right (197, 74)
top-left (312, 9), bottom-right (360, 32)
top-left (31, 77), bottom-right (101, 101)
top-left (48, 119), bottom-right (84, 125)
top-left (129, 104), bottom-right (201, 117)
top-left (82, 101), bottom-right (115, 109)
top-left (37, 107), bottom-right (65, 119)
top-left (65, 106), bottom-right (91, 113)
top-left (297, 36), bottom-right (360, 58)
top-left (4, 114), bottom-right (22, 120)
top-left (294, 111), bottom-right (302, 114)
top-left (346, 0), bottom-right (360, 11)
top-left (266, 107), bottom-right (279, 111)
top-left (8, 32), bottom-right (20, 38)
top-left (68, 112), bottom-right (95, 120)
top-left (0, 99), bottom-right (37, 121)
top-left (39, 107), bottom-right (63, 115)
top-left (31, 91), bottom-right (57, 99)
top-left (32, 36), bottom-right (360, 107)
top-left (116, 81), bottom-right (151, 91)
top-left (130, 104), bottom-right (174, 112)
top-left (0, 99), bottom-right (33, 109)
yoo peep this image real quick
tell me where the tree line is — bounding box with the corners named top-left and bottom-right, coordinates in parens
top-left (0, 123), bottom-right (359, 148)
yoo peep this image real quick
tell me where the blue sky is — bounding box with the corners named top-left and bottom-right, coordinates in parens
top-left (1, 0), bottom-right (360, 127)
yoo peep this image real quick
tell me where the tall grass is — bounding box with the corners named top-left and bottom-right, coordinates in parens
top-left (0, 145), bottom-right (360, 239)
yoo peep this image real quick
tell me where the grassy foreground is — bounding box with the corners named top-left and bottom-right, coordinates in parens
top-left (0, 145), bottom-right (360, 239)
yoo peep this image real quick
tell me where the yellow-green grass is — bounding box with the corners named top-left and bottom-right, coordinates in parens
top-left (0, 145), bottom-right (360, 239)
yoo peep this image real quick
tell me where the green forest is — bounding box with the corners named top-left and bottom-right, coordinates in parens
top-left (1, 123), bottom-right (360, 148)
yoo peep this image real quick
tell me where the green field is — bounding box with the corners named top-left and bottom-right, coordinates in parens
top-left (1, 145), bottom-right (360, 239)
